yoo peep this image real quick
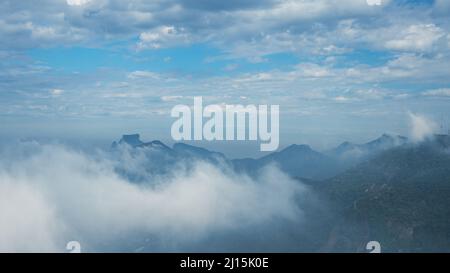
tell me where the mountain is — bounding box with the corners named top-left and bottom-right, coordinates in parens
top-left (111, 135), bottom-right (232, 181)
top-left (139, 140), bottom-right (172, 152)
top-left (231, 134), bottom-right (410, 181)
top-left (111, 133), bottom-right (411, 181)
top-left (109, 133), bottom-right (450, 252)
top-left (111, 134), bottom-right (344, 180)
top-left (112, 134), bottom-right (172, 151)
top-left (317, 135), bottom-right (450, 252)
top-left (322, 135), bottom-right (450, 203)
top-left (329, 134), bottom-right (408, 160)
top-left (172, 143), bottom-right (228, 165)
top-left (112, 134), bottom-right (144, 148)
top-left (233, 144), bottom-right (341, 180)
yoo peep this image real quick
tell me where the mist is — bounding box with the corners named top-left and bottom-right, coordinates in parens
top-left (408, 112), bottom-right (438, 142)
top-left (0, 141), bottom-right (311, 252)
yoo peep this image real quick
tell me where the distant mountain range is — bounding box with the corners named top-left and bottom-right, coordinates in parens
top-left (112, 133), bottom-right (411, 180)
top-left (111, 134), bottom-right (230, 181)
top-left (111, 133), bottom-right (450, 252)
top-left (329, 134), bottom-right (408, 161)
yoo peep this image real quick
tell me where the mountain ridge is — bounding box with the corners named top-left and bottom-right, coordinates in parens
top-left (109, 133), bottom-right (450, 252)
top-left (111, 133), bottom-right (414, 180)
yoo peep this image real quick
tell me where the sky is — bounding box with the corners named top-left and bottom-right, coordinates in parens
top-left (1, 0), bottom-right (450, 157)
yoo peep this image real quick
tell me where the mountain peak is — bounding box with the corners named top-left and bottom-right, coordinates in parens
top-left (173, 142), bottom-right (224, 156)
top-left (140, 140), bottom-right (171, 150)
top-left (329, 134), bottom-right (408, 160)
top-left (118, 134), bottom-right (144, 147)
top-left (173, 142), bottom-right (202, 151)
top-left (283, 144), bottom-right (313, 152)
top-left (367, 134), bottom-right (408, 148)
top-left (112, 134), bottom-right (170, 150)
top-left (336, 141), bottom-right (356, 149)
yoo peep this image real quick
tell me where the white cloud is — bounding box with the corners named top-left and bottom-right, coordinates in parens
top-left (137, 26), bottom-right (190, 50)
top-left (128, 70), bottom-right (161, 80)
top-left (384, 24), bottom-right (445, 52)
top-left (66, 0), bottom-right (92, 6)
top-left (0, 0), bottom-right (446, 60)
top-left (0, 143), bottom-right (306, 252)
top-left (352, 89), bottom-right (386, 100)
top-left (161, 95), bottom-right (183, 102)
top-left (422, 88), bottom-right (450, 97)
top-left (366, 0), bottom-right (382, 6)
top-left (295, 63), bottom-right (332, 78)
top-left (408, 112), bottom-right (438, 142)
top-left (2, 0), bottom-right (450, 122)
top-left (341, 53), bottom-right (450, 83)
top-left (0, 180), bottom-right (62, 252)
top-left (334, 96), bottom-right (351, 102)
top-left (50, 89), bottom-right (64, 97)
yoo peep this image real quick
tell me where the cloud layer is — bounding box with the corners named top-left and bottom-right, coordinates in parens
top-left (0, 142), bottom-right (306, 252)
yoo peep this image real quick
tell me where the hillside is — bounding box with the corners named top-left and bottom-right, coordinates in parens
top-left (317, 135), bottom-right (450, 252)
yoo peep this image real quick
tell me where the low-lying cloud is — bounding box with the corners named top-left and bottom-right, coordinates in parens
top-left (408, 112), bottom-right (438, 142)
top-left (0, 142), bottom-right (307, 252)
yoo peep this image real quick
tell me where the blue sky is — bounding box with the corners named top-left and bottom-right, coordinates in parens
top-left (1, 0), bottom-right (450, 157)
